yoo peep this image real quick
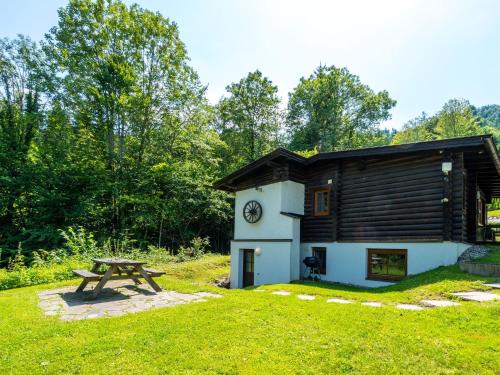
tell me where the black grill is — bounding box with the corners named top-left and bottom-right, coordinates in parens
top-left (303, 256), bottom-right (321, 280)
top-left (303, 256), bottom-right (320, 268)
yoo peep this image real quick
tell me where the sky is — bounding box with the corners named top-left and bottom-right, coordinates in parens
top-left (1, 0), bottom-right (500, 129)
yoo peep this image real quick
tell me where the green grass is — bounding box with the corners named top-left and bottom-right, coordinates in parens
top-left (475, 245), bottom-right (500, 264)
top-left (487, 209), bottom-right (500, 217)
top-left (1, 255), bottom-right (499, 374)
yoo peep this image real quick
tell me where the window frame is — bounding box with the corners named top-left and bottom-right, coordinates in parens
top-left (313, 187), bottom-right (331, 217)
top-left (367, 248), bottom-right (408, 281)
top-left (312, 247), bottom-right (327, 275)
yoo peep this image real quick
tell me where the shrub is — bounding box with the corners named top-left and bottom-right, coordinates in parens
top-left (60, 226), bottom-right (100, 258)
top-left (177, 237), bottom-right (210, 261)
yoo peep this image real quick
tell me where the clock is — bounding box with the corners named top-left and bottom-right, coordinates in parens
top-left (243, 200), bottom-right (262, 223)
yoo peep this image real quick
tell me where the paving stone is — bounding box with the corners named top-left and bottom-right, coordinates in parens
top-left (38, 281), bottom-right (223, 320)
top-left (326, 298), bottom-right (352, 304)
top-left (484, 283), bottom-right (500, 289)
top-left (297, 294), bottom-right (315, 300)
top-left (452, 291), bottom-right (500, 302)
top-left (421, 300), bottom-right (460, 307)
top-left (396, 304), bottom-right (424, 311)
top-left (362, 302), bottom-right (383, 307)
top-left (194, 292), bottom-right (223, 298)
top-left (272, 291), bottom-right (291, 296)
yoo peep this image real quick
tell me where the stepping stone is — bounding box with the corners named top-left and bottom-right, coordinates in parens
top-left (484, 283), bottom-right (500, 289)
top-left (297, 294), bottom-right (315, 300)
top-left (396, 304), bottom-right (424, 311)
top-left (362, 302), bottom-right (383, 307)
top-left (253, 289), bottom-right (266, 292)
top-left (272, 291), bottom-right (291, 296)
top-left (194, 292), bottom-right (223, 298)
top-left (326, 298), bottom-right (352, 304)
top-left (452, 292), bottom-right (500, 302)
top-left (421, 300), bottom-right (460, 307)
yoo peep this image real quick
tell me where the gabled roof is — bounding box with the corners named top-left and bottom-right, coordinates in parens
top-left (213, 148), bottom-right (307, 190)
top-left (214, 135), bottom-right (500, 193)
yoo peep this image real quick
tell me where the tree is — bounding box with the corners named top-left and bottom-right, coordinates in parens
top-left (0, 36), bottom-right (45, 256)
top-left (391, 113), bottom-right (436, 144)
top-left (435, 99), bottom-right (481, 138)
top-left (42, 0), bottom-right (231, 247)
top-left (216, 70), bottom-right (282, 172)
top-left (472, 104), bottom-right (500, 128)
top-left (287, 65), bottom-right (396, 152)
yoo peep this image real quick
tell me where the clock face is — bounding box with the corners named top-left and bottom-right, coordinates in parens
top-left (243, 200), bottom-right (262, 223)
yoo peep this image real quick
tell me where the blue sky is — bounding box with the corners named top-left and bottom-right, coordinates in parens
top-left (1, 0), bottom-right (500, 129)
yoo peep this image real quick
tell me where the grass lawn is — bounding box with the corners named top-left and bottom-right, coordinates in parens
top-left (475, 245), bottom-right (500, 264)
top-left (1, 255), bottom-right (499, 374)
top-left (488, 209), bottom-right (500, 217)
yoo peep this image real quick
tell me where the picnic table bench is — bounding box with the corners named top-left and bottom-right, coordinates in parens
top-left (73, 258), bottom-right (165, 299)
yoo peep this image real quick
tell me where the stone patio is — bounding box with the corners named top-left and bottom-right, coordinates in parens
top-left (38, 281), bottom-right (222, 321)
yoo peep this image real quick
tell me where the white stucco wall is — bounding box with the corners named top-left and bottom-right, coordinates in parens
top-left (281, 180), bottom-right (305, 215)
top-left (230, 241), bottom-right (294, 288)
top-left (234, 181), bottom-right (304, 240)
top-left (231, 181), bottom-right (304, 288)
top-left (300, 242), bottom-right (471, 288)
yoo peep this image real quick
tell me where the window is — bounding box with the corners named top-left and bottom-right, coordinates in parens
top-left (314, 188), bottom-right (330, 216)
top-left (312, 247), bottom-right (327, 274)
top-left (367, 249), bottom-right (407, 281)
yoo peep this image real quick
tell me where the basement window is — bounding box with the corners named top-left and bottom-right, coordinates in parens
top-left (313, 187), bottom-right (330, 216)
top-left (367, 249), bottom-right (407, 281)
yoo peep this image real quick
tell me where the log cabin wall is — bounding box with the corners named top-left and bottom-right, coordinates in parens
top-left (466, 172), bottom-right (479, 243)
top-left (451, 153), bottom-right (467, 242)
top-left (301, 161), bottom-right (338, 242)
top-left (337, 153), bottom-right (447, 242)
top-left (232, 151), bottom-right (471, 243)
top-left (232, 161), bottom-right (305, 191)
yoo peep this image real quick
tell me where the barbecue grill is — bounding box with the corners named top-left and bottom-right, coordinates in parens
top-left (303, 256), bottom-right (321, 281)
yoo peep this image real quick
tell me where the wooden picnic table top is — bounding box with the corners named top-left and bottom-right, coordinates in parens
top-left (92, 258), bottom-right (147, 266)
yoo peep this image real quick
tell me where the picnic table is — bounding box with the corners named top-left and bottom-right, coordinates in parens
top-left (73, 258), bottom-right (165, 299)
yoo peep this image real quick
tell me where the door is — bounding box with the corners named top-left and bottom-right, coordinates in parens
top-left (242, 249), bottom-right (255, 287)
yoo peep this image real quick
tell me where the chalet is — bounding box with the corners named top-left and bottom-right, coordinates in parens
top-left (214, 135), bottom-right (500, 288)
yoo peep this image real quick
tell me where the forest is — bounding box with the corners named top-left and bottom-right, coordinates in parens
top-left (1, 0), bottom-right (500, 265)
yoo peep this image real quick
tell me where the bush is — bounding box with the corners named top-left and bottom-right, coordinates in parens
top-left (60, 226), bottom-right (100, 259)
top-left (177, 237), bottom-right (210, 261)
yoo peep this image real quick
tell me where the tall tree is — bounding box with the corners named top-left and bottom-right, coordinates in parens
top-left (0, 36), bottom-right (45, 254)
top-left (391, 113), bottom-right (436, 144)
top-left (287, 65), bottom-right (396, 152)
top-left (435, 99), bottom-right (481, 138)
top-left (216, 70), bottom-right (282, 172)
top-left (42, 0), bottom-right (230, 246)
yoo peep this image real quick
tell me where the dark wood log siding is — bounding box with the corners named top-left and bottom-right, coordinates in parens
top-left (231, 161), bottom-right (305, 191)
top-left (451, 153), bottom-right (467, 242)
top-left (301, 161), bottom-right (338, 242)
top-left (232, 150), bottom-right (475, 243)
top-left (337, 154), bottom-right (446, 242)
top-left (466, 172), bottom-right (478, 243)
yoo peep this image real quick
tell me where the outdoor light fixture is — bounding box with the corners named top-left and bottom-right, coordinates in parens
top-left (442, 162), bottom-right (452, 175)
top-left (255, 247), bottom-right (262, 256)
